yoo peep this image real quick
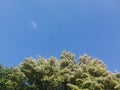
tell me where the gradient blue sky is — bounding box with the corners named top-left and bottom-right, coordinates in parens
top-left (0, 0), bottom-right (120, 71)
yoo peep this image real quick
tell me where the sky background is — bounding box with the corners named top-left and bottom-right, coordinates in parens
top-left (0, 0), bottom-right (120, 71)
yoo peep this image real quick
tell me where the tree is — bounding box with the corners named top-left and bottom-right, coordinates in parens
top-left (0, 51), bottom-right (120, 90)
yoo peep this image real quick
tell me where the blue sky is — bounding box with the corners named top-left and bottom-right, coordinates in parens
top-left (0, 0), bottom-right (120, 71)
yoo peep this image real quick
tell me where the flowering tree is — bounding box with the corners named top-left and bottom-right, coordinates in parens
top-left (0, 51), bottom-right (120, 90)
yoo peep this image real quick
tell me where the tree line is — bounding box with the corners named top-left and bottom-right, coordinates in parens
top-left (0, 51), bottom-right (120, 90)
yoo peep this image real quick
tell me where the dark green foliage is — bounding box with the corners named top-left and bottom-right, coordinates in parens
top-left (0, 51), bottom-right (120, 90)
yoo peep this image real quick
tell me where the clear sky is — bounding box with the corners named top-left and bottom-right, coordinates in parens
top-left (0, 0), bottom-right (120, 71)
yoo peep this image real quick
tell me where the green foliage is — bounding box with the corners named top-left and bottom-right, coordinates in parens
top-left (0, 51), bottom-right (120, 90)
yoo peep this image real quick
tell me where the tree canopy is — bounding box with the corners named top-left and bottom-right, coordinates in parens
top-left (0, 51), bottom-right (120, 90)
